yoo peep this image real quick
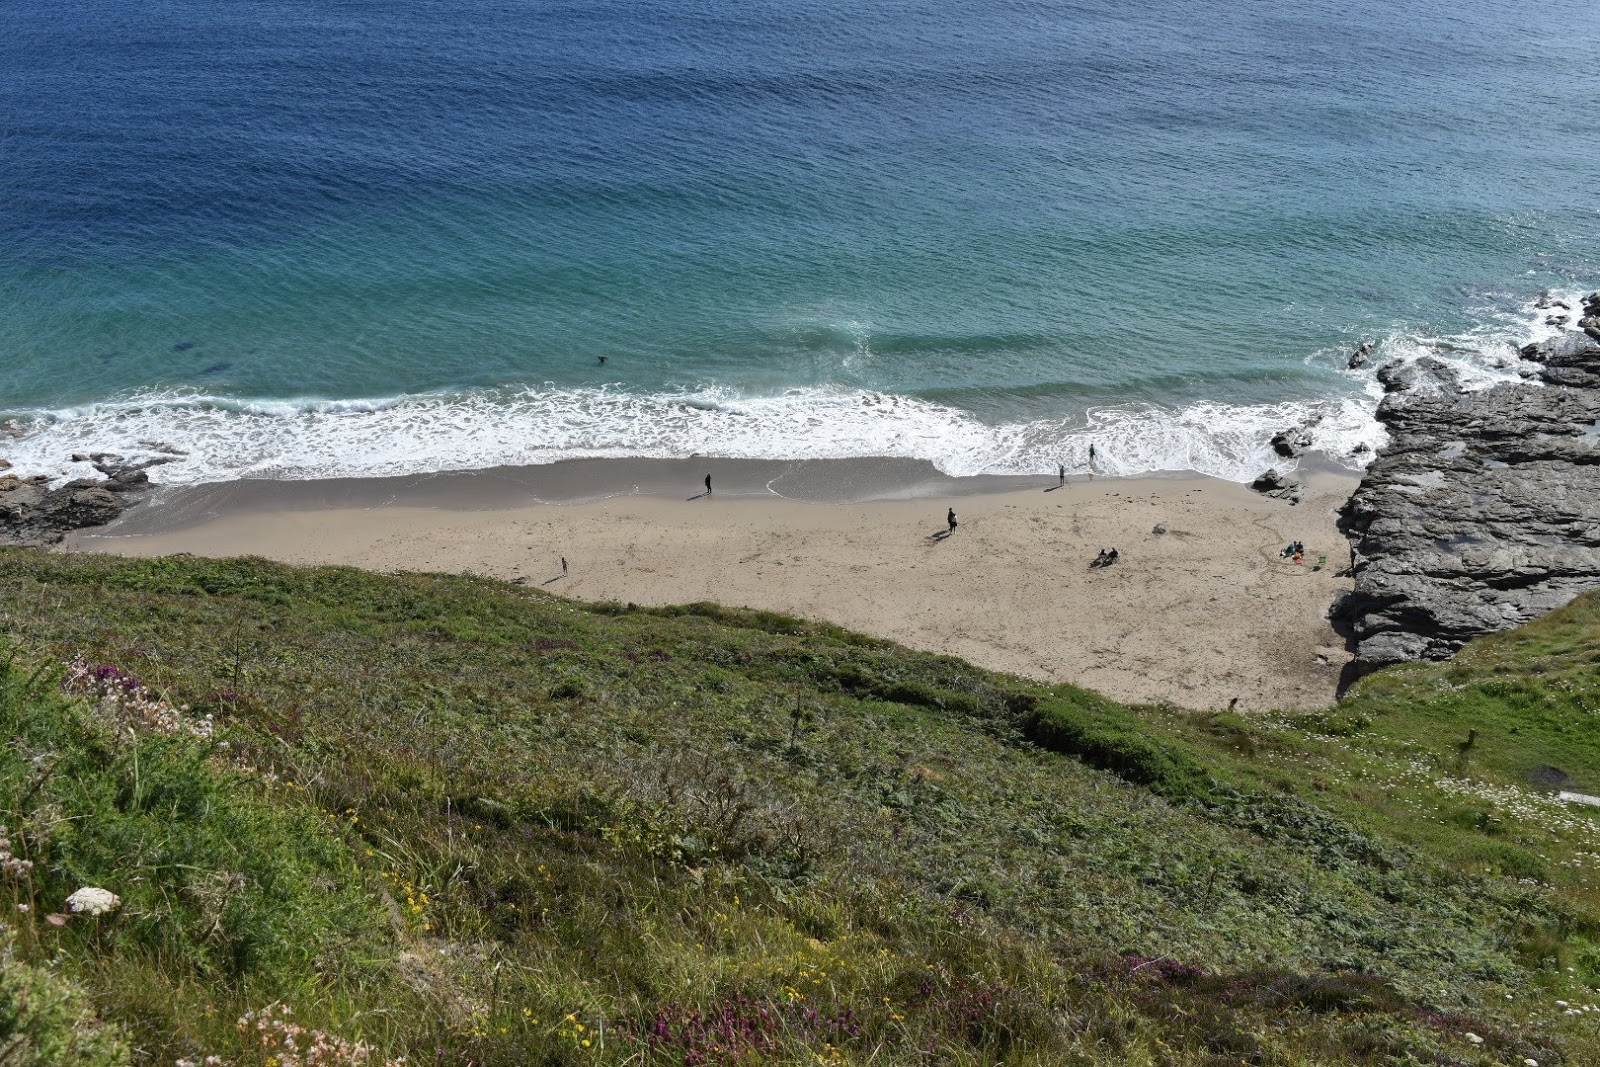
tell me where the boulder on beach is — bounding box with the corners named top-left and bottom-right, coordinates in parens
top-left (1250, 467), bottom-right (1302, 505)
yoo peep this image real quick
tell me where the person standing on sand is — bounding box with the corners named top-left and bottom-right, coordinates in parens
top-left (947, 507), bottom-right (958, 534)
top-left (1058, 462), bottom-right (1065, 485)
top-left (705, 474), bottom-right (712, 496)
top-left (1088, 442), bottom-right (1096, 481)
top-left (561, 556), bottom-right (568, 575)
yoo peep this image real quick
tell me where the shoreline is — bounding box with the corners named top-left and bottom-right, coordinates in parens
top-left (70, 455), bottom-right (1329, 536)
top-left (67, 458), bottom-right (1360, 710)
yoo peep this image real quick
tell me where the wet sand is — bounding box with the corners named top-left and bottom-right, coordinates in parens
top-left (67, 457), bottom-right (1359, 709)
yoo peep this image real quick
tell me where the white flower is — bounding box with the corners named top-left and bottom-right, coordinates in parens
top-left (65, 887), bottom-right (120, 916)
top-left (1463, 1032), bottom-right (1483, 1045)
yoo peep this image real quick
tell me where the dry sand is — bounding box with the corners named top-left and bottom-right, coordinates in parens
top-left (67, 458), bottom-right (1358, 709)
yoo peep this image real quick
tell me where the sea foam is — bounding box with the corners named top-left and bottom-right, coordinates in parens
top-left (0, 288), bottom-right (1583, 490)
top-left (0, 383), bottom-right (1378, 488)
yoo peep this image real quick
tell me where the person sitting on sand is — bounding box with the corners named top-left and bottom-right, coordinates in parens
top-left (947, 507), bottom-right (958, 534)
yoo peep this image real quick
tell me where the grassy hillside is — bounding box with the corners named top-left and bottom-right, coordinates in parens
top-left (1, 548), bottom-right (1598, 1065)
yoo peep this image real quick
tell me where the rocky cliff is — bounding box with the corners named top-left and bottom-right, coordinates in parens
top-left (1335, 292), bottom-right (1600, 681)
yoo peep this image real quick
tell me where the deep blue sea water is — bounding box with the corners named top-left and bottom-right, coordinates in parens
top-left (3, 0), bottom-right (1598, 483)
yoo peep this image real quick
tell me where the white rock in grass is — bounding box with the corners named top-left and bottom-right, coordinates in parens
top-left (1463, 1032), bottom-right (1483, 1045)
top-left (65, 887), bottom-right (120, 916)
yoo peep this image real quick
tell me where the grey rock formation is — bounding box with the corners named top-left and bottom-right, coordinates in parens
top-left (1270, 426), bottom-right (1313, 459)
top-left (0, 454), bottom-right (167, 547)
top-left (1250, 467), bottom-right (1302, 504)
top-left (1334, 291), bottom-right (1600, 681)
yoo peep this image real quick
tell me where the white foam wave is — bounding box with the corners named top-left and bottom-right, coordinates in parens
top-left (1347, 286), bottom-right (1591, 394)
top-left (2, 286), bottom-right (1586, 489)
top-left (2, 383), bottom-right (1378, 488)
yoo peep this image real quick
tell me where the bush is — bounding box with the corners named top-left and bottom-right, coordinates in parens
top-left (1023, 695), bottom-right (1211, 800)
top-left (0, 937), bottom-right (129, 1067)
top-left (880, 680), bottom-right (984, 716)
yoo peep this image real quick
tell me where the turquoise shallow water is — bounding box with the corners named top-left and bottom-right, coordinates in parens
top-left (2, 0), bottom-right (1597, 483)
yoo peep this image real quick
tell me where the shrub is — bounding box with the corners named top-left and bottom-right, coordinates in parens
top-left (880, 680), bottom-right (983, 716)
top-left (0, 935), bottom-right (129, 1067)
top-left (1023, 696), bottom-right (1211, 800)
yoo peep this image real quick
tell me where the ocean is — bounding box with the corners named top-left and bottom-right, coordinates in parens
top-left (3, 0), bottom-right (1597, 486)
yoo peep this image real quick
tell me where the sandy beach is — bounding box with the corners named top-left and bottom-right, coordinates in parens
top-left (66, 458), bottom-right (1358, 710)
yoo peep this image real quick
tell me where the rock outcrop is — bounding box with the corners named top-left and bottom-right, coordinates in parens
top-left (0, 453), bottom-right (167, 547)
top-left (1270, 426), bottom-right (1313, 459)
top-left (1250, 467), bottom-right (1302, 504)
top-left (1334, 292), bottom-right (1600, 681)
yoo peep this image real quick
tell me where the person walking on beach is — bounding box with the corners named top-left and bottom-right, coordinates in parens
top-left (1058, 462), bottom-right (1066, 486)
top-left (947, 507), bottom-right (958, 534)
top-left (704, 473), bottom-right (712, 496)
top-left (561, 556), bottom-right (568, 576)
top-left (1088, 442), bottom-right (1097, 481)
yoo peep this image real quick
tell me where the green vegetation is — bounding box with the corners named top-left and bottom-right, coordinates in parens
top-left (0, 548), bottom-right (1598, 1065)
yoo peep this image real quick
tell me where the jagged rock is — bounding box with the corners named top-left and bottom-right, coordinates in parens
top-left (1334, 308), bottom-right (1600, 682)
top-left (1348, 341), bottom-right (1374, 369)
top-left (1252, 468), bottom-right (1288, 492)
top-left (0, 458), bottom-right (10, 471)
top-left (1250, 468), bottom-right (1302, 505)
top-left (37, 486), bottom-right (123, 530)
top-left (1270, 427), bottom-right (1313, 458)
top-left (0, 454), bottom-right (168, 547)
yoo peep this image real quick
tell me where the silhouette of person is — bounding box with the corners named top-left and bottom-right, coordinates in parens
top-left (1088, 442), bottom-right (1097, 481)
top-left (561, 556), bottom-right (568, 575)
top-left (705, 474), bottom-right (712, 496)
top-left (1058, 462), bottom-right (1065, 485)
top-left (598, 355), bottom-right (608, 365)
top-left (947, 507), bottom-right (958, 534)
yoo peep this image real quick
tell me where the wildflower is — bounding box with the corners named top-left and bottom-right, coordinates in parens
top-left (66, 887), bottom-right (121, 916)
